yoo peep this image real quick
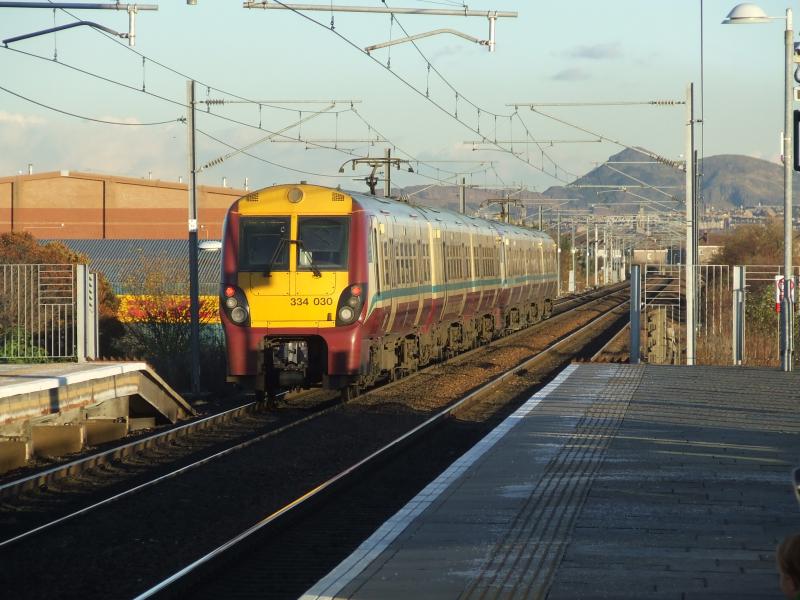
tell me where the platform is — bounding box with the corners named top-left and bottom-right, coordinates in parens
top-left (303, 363), bottom-right (800, 599)
top-left (0, 362), bottom-right (193, 473)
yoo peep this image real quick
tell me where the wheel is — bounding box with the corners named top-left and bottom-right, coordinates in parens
top-left (254, 388), bottom-right (278, 410)
top-left (340, 384), bottom-right (359, 402)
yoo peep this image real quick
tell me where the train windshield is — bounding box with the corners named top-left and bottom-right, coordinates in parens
top-left (297, 216), bottom-right (349, 270)
top-left (239, 217), bottom-right (290, 272)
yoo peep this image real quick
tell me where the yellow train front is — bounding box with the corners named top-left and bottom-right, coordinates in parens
top-left (221, 182), bottom-right (559, 401)
top-left (220, 184), bottom-right (366, 400)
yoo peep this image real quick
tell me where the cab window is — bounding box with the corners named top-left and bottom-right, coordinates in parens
top-left (239, 217), bottom-right (290, 271)
top-left (297, 216), bottom-right (350, 270)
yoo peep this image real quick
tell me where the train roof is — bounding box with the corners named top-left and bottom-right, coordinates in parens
top-left (346, 189), bottom-right (555, 245)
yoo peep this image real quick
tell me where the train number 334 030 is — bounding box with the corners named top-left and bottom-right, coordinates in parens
top-left (289, 297), bottom-right (334, 306)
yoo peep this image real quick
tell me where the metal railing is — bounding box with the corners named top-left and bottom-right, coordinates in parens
top-left (643, 264), bottom-right (684, 364)
top-left (637, 263), bottom-right (795, 367)
top-left (0, 264), bottom-right (97, 362)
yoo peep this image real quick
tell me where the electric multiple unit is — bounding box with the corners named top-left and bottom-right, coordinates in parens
top-left (220, 183), bottom-right (558, 400)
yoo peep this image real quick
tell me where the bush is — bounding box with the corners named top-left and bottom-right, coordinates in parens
top-left (0, 329), bottom-right (49, 364)
top-left (112, 254), bottom-right (227, 395)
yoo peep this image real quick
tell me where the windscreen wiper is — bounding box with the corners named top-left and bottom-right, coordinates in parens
top-left (291, 240), bottom-right (322, 278)
top-left (264, 237), bottom-right (287, 277)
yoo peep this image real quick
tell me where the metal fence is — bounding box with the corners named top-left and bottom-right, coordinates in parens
top-left (642, 264), bottom-right (684, 364)
top-left (638, 263), bottom-right (797, 367)
top-left (0, 264), bottom-right (98, 362)
top-left (740, 265), bottom-right (800, 368)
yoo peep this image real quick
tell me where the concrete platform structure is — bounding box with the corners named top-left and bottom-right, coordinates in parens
top-left (303, 363), bottom-right (800, 600)
top-left (0, 362), bottom-right (194, 473)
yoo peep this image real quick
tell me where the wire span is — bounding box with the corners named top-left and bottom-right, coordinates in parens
top-left (0, 83), bottom-right (181, 126)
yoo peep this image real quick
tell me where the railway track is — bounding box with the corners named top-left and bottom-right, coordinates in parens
top-left (135, 285), bottom-right (632, 599)
top-left (0, 284), bottom-right (629, 599)
top-left (0, 283), bottom-right (620, 501)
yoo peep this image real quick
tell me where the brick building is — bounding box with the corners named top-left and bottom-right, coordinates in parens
top-left (0, 170), bottom-right (246, 239)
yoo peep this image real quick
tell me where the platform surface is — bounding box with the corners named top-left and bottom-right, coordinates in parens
top-left (0, 362), bottom-right (149, 399)
top-left (302, 363), bottom-right (800, 600)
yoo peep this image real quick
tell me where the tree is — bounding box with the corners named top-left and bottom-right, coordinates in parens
top-left (115, 252), bottom-right (223, 393)
top-left (715, 218), bottom-right (797, 266)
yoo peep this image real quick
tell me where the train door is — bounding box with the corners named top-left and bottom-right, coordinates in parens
top-left (384, 218), bottom-right (400, 332)
top-left (428, 224), bottom-right (443, 323)
top-left (440, 225), bottom-right (450, 317)
top-left (499, 236), bottom-right (507, 286)
top-left (411, 223), bottom-right (425, 326)
top-left (367, 217), bottom-right (380, 320)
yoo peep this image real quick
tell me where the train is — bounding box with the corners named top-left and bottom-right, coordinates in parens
top-left (220, 183), bottom-right (558, 401)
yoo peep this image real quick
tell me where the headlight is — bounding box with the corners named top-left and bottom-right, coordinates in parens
top-left (221, 284), bottom-right (250, 326)
top-left (287, 187), bottom-right (304, 203)
top-left (335, 282), bottom-right (366, 326)
top-left (338, 306), bottom-right (355, 322)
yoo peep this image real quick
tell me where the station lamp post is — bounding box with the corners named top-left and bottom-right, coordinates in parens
top-left (724, 3), bottom-right (797, 371)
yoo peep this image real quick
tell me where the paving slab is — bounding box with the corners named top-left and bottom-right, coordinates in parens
top-left (302, 363), bottom-right (800, 600)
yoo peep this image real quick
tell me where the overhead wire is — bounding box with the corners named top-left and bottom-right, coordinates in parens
top-left (0, 83), bottom-right (181, 126)
top-left (2, 43), bottom-right (486, 188)
top-left (521, 106), bottom-right (683, 170)
top-left (9, 0), bottom-right (587, 188)
top-left (6, 4), bottom-right (495, 187)
top-left (37, 0), bottom-right (322, 115)
top-left (27, 0), bottom-right (677, 192)
top-left (266, 0), bottom-right (573, 184)
top-left (195, 128), bottom-right (355, 179)
top-left (380, 0), bottom-right (571, 178)
top-left (28, 0), bottom-right (578, 185)
top-left (1, 46), bottom-right (357, 154)
top-left (380, 0), bottom-right (510, 119)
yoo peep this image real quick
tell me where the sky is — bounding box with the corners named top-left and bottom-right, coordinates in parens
top-left (0, 0), bottom-right (795, 196)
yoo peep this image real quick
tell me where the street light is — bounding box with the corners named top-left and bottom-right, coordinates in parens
top-left (724, 3), bottom-right (797, 371)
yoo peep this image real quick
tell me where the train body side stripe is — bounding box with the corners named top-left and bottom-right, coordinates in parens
top-left (368, 274), bottom-right (557, 311)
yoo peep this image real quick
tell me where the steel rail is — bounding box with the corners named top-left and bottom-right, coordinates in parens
top-left (0, 398), bottom-right (333, 549)
top-left (0, 401), bottom-right (256, 498)
top-left (0, 285), bottom-right (625, 550)
top-left (133, 290), bottom-right (631, 599)
top-left (591, 323), bottom-right (631, 362)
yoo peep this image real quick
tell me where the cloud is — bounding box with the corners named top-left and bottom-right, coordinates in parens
top-left (551, 67), bottom-right (591, 82)
top-left (563, 42), bottom-right (622, 60)
top-left (0, 111), bottom-right (45, 126)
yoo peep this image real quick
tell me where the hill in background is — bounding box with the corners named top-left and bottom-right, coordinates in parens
top-left (396, 149), bottom-right (792, 215)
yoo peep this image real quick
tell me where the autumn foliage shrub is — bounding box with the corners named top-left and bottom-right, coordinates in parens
top-left (113, 254), bottom-right (226, 395)
top-left (709, 217), bottom-right (800, 367)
